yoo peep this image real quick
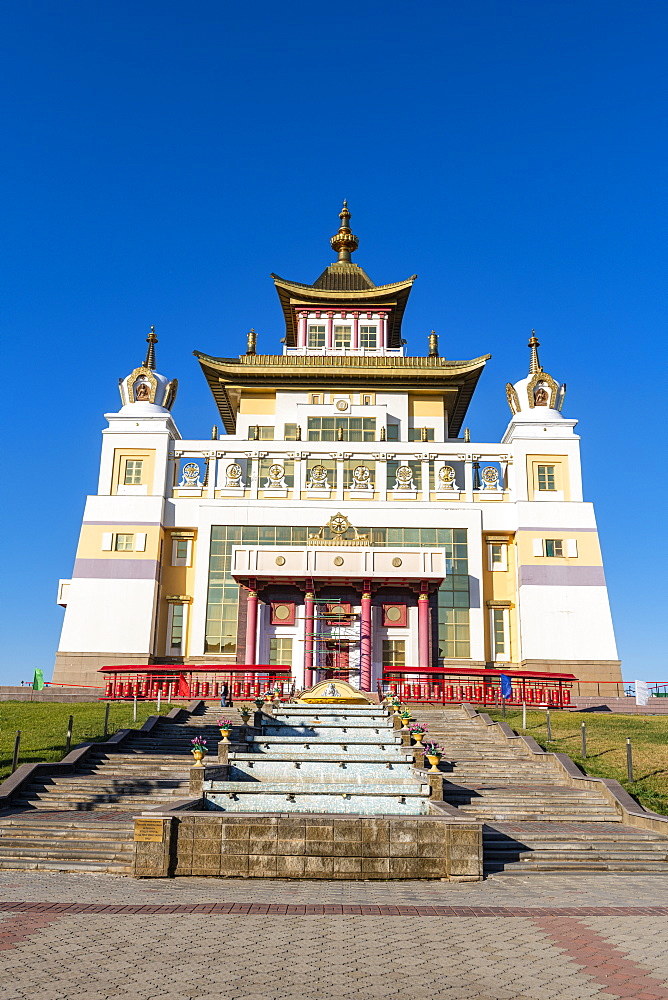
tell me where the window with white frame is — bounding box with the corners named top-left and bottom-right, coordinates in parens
top-left (172, 537), bottom-right (193, 566)
top-left (490, 608), bottom-right (509, 661)
top-left (168, 603), bottom-right (186, 655)
top-left (269, 636), bottom-right (293, 666)
top-left (537, 464), bottom-right (556, 491)
top-left (115, 533), bottom-right (134, 551)
top-left (123, 459), bottom-right (143, 485)
top-left (334, 325), bottom-right (351, 349)
top-left (488, 542), bottom-right (508, 572)
top-left (308, 325), bottom-right (326, 348)
top-left (359, 325), bottom-right (377, 349)
top-left (545, 538), bottom-right (563, 557)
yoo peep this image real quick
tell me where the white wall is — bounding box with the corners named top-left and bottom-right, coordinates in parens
top-left (518, 585), bottom-right (618, 661)
top-left (58, 578), bottom-right (158, 654)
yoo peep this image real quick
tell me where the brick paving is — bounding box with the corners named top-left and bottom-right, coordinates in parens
top-left (1, 873), bottom-right (668, 998)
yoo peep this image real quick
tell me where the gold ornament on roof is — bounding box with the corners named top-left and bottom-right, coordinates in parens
top-left (330, 199), bottom-right (359, 262)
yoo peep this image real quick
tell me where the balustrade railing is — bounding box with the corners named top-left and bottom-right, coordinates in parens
top-left (99, 665), bottom-right (293, 701)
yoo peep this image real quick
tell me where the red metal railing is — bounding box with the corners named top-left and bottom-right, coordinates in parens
top-left (98, 665), bottom-right (293, 701)
top-left (382, 666), bottom-right (575, 708)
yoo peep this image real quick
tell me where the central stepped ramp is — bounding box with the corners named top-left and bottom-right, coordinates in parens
top-left (206, 703), bottom-right (431, 815)
top-left (409, 706), bottom-right (668, 874)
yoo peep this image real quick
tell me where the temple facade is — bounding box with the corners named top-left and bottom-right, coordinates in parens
top-left (53, 203), bottom-right (621, 692)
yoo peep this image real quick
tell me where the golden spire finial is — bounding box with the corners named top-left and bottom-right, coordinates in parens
top-left (246, 328), bottom-right (257, 355)
top-left (528, 330), bottom-right (542, 374)
top-left (144, 325), bottom-right (158, 369)
top-left (330, 199), bottom-right (359, 262)
top-left (428, 330), bottom-right (439, 357)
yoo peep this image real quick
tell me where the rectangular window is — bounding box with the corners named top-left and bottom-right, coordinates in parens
top-left (308, 325), bottom-right (326, 348)
top-left (408, 427), bottom-right (435, 441)
top-left (175, 540), bottom-right (189, 561)
top-left (114, 533), bottom-right (133, 551)
top-left (537, 465), bottom-right (556, 491)
top-left (386, 423), bottom-right (399, 441)
top-left (124, 460), bottom-right (143, 485)
top-left (310, 394), bottom-right (322, 405)
top-left (544, 538), bottom-right (563, 557)
top-left (359, 325), bottom-right (377, 349)
top-left (343, 459), bottom-right (375, 489)
top-left (308, 417), bottom-right (375, 442)
top-left (247, 425), bottom-right (275, 440)
top-left (172, 537), bottom-right (193, 566)
top-left (492, 609), bottom-right (506, 658)
top-left (170, 604), bottom-right (184, 651)
top-left (489, 543), bottom-right (507, 572)
top-left (284, 423), bottom-right (299, 440)
top-left (269, 636), bottom-right (293, 666)
top-left (382, 639), bottom-right (406, 667)
top-left (361, 394), bottom-right (374, 406)
top-left (334, 326), bottom-right (351, 349)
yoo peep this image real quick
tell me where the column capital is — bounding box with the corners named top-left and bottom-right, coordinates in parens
top-left (418, 592), bottom-right (429, 601)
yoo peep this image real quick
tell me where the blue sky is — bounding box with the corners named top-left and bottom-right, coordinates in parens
top-left (1, 0), bottom-right (666, 683)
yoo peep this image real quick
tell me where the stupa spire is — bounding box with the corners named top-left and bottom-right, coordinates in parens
top-left (330, 199), bottom-right (359, 262)
top-left (528, 331), bottom-right (542, 374)
top-left (144, 326), bottom-right (158, 370)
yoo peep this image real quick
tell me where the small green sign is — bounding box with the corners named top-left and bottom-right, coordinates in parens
top-left (32, 669), bottom-right (44, 691)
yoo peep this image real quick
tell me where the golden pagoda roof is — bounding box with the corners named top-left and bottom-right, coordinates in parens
top-left (193, 351), bottom-right (491, 436)
top-left (272, 271), bottom-right (417, 349)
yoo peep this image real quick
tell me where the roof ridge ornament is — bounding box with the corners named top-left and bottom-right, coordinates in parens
top-left (528, 331), bottom-right (542, 374)
top-left (144, 326), bottom-right (158, 370)
top-left (330, 199), bottom-right (359, 262)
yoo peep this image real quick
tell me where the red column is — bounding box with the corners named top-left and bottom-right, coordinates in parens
top-left (304, 590), bottom-right (314, 689)
top-left (326, 310), bottom-right (334, 351)
top-left (418, 591), bottom-right (430, 670)
top-left (245, 589), bottom-right (258, 666)
top-left (360, 588), bottom-right (372, 691)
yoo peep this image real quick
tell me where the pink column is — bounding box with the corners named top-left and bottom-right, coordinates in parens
top-left (352, 311), bottom-right (360, 350)
top-left (360, 586), bottom-right (372, 691)
top-left (304, 590), bottom-right (314, 689)
top-left (326, 311), bottom-right (334, 351)
top-left (298, 311), bottom-right (308, 348)
top-left (418, 591), bottom-right (430, 670)
top-left (377, 312), bottom-right (385, 351)
top-left (245, 588), bottom-right (258, 666)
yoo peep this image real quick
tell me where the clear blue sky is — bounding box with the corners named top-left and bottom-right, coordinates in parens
top-left (1, 0), bottom-right (666, 683)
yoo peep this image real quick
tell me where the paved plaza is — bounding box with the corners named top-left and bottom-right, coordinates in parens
top-left (1, 872), bottom-right (668, 999)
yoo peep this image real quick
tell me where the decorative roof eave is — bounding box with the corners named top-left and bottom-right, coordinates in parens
top-left (193, 351), bottom-right (490, 437)
top-left (271, 273), bottom-right (417, 348)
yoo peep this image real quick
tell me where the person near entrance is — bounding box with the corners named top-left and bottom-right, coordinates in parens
top-left (220, 682), bottom-right (229, 707)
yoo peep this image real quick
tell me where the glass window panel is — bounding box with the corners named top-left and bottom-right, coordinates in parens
top-left (284, 423), bottom-right (299, 440)
top-left (308, 326), bottom-right (326, 348)
top-left (115, 534), bottom-right (133, 551)
top-left (334, 326), bottom-right (351, 349)
top-left (124, 460), bottom-right (143, 485)
top-left (386, 424), bottom-right (399, 441)
top-left (537, 465), bottom-right (556, 490)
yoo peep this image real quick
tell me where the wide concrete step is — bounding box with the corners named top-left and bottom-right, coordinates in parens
top-left (0, 858), bottom-right (133, 873)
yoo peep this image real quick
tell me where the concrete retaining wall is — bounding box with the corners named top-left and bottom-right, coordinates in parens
top-left (133, 811), bottom-right (483, 881)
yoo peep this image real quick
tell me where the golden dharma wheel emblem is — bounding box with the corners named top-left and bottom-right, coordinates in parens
top-left (333, 556), bottom-right (344, 566)
top-left (336, 399), bottom-right (348, 411)
top-left (328, 513), bottom-right (350, 535)
top-left (268, 464), bottom-right (284, 480)
top-left (275, 556), bottom-right (286, 566)
top-left (391, 557), bottom-right (402, 567)
top-left (396, 466), bottom-right (412, 481)
top-left (439, 465), bottom-right (456, 482)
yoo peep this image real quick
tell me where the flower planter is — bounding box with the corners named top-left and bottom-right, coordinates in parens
top-left (219, 728), bottom-right (232, 743)
top-left (426, 754), bottom-right (441, 773)
top-left (412, 731), bottom-right (425, 744)
top-left (191, 749), bottom-right (205, 768)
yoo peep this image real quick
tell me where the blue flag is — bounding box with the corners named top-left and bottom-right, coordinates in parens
top-left (500, 674), bottom-right (512, 700)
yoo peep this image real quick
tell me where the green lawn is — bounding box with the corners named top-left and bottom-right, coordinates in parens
top-left (484, 707), bottom-right (668, 816)
top-left (0, 701), bottom-right (178, 781)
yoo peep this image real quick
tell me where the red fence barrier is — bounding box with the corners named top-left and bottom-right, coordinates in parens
top-left (382, 667), bottom-right (575, 707)
top-left (99, 665), bottom-right (293, 701)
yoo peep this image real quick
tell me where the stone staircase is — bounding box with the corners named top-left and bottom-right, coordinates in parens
top-left (0, 704), bottom-right (245, 872)
top-left (410, 707), bottom-right (668, 874)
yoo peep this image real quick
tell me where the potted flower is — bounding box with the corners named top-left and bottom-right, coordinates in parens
top-left (254, 696), bottom-right (265, 710)
top-left (190, 736), bottom-right (208, 767)
top-left (422, 741), bottom-right (444, 772)
top-left (400, 709), bottom-right (412, 729)
top-left (239, 705), bottom-right (252, 725)
top-left (408, 722), bottom-right (427, 744)
top-left (391, 698), bottom-right (401, 715)
top-left (217, 718), bottom-right (234, 742)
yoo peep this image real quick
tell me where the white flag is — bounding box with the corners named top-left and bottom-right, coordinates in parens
top-left (635, 680), bottom-right (650, 706)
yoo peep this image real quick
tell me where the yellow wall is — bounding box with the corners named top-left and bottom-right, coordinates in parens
top-left (525, 454), bottom-right (570, 501)
top-left (408, 394), bottom-right (444, 418)
top-left (516, 530), bottom-right (603, 567)
top-left (76, 524), bottom-right (161, 561)
top-left (481, 535), bottom-right (518, 662)
top-left (239, 392), bottom-right (276, 415)
top-left (156, 530), bottom-right (198, 656)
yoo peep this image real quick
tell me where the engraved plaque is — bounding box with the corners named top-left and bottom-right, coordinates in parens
top-left (134, 818), bottom-right (165, 843)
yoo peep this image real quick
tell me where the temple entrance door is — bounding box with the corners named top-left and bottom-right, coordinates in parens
top-left (324, 641), bottom-right (349, 681)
